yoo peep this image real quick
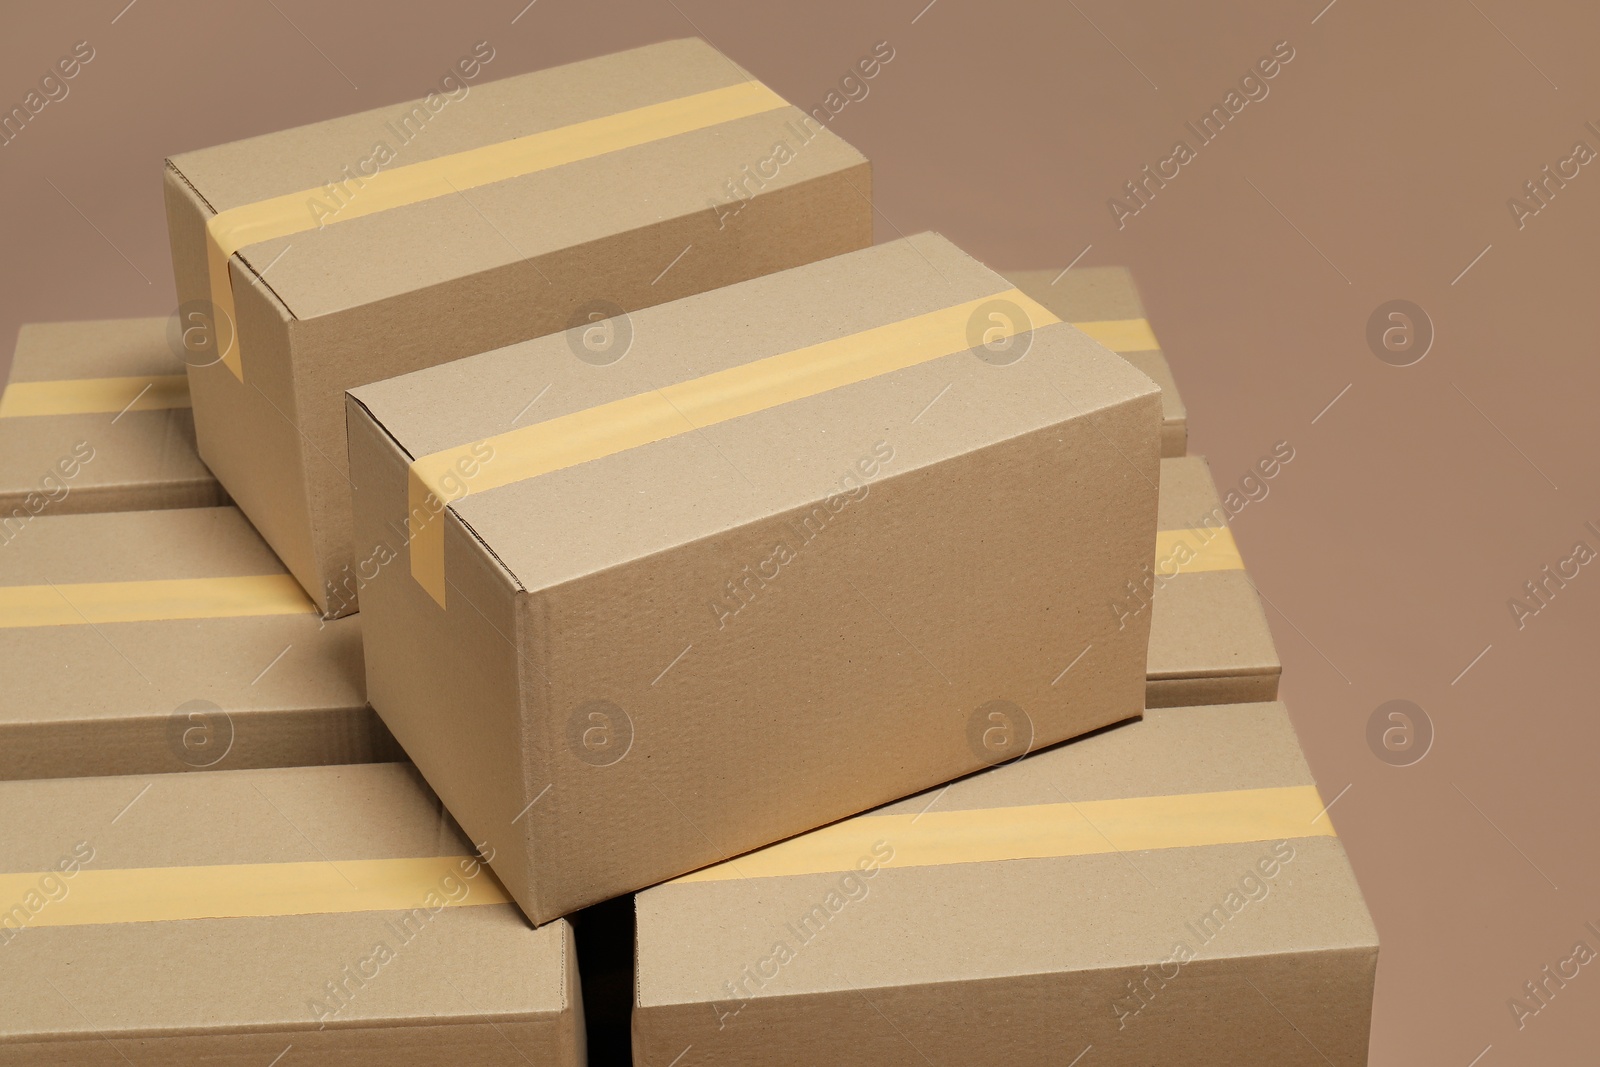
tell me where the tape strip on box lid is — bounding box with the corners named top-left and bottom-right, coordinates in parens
top-left (0, 575), bottom-right (316, 628)
top-left (403, 288), bottom-right (1064, 608)
top-left (671, 784), bottom-right (1334, 884)
top-left (0, 856), bottom-right (510, 928)
top-left (201, 81), bottom-right (790, 381)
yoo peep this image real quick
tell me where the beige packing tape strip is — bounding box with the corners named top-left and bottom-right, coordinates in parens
top-left (0, 376), bottom-right (190, 419)
top-left (1155, 526), bottom-right (1244, 574)
top-left (0, 575), bottom-right (315, 628)
top-left (672, 784), bottom-right (1333, 884)
top-left (203, 80), bottom-right (791, 380)
top-left (406, 288), bottom-right (1063, 608)
top-left (1071, 317), bottom-right (1160, 353)
top-left (0, 856), bottom-right (510, 929)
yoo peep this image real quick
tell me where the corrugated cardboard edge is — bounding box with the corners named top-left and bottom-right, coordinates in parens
top-left (163, 166), bottom-right (334, 615)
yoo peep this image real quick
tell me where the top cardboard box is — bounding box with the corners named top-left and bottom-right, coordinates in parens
top-left (1002, 267), bottom-right (1187, 456)
top-left (1, 317), bottom-right (225, 518)
top-left (347, 232), bottom-right (1162, 924)
top-left (164, 37), bottom-right (873, 617)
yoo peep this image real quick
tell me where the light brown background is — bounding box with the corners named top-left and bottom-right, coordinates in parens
top-left (3, 2), bottom-right (1596, 1063)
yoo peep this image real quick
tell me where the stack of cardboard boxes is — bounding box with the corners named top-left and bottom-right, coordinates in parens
top-left (0, 38), bottom-right (1373, 1066)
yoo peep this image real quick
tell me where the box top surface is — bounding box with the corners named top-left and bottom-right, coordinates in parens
top-left (0, 762), bottom-right (571, 1040)
top-left (1151, 456), bottom-right (1281, 681)
top-left (0, 508), bottom-right (364, 729)
top-left (1, 318), bottom-right (218, 507)
top-left (167, 38), bottom-right (868, 320)
top-left (1, 505), bottom-right (282, 584)
top-left (635, 702), bottom-right (1376, 1007)
top-left (351, 233), bottom-right (1161, 594)
top-left (8, 317), bottom-right (177, 383)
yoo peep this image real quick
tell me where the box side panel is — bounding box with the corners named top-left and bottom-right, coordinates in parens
top-left (0, 704), bottom-right (395, 782)
top-left (0, 1018), bottom-right (579, 1066)
top-left (633, 949), bottom-right (1375, 1066)
top-left (163, 167), bottom-right (328, 611)
top-left (1149, 571), bottom-right (1280, 686)
top-left (346, 395), bottom-right (533, 911)
top-left (531, 389), bottom-right (1159, 916)
top-left (1147, 671), bottom-right (1280, 709)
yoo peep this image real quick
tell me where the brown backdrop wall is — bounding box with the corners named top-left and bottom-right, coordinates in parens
top-left (3, 2), bottom-right (1597, 1064)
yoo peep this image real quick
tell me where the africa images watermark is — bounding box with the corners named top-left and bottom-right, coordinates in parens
top-left (0, 841), bottom-right (97, 946)
top-left (1110, 840), bottom-right (1299, 1028)
top-left (305, 41), bottom-right (497, 230)
top-left (710, 40), bottom-right (897, 229)
top-left (1506, 520), bottom-right (1600, 632)
top-left (1108, 39), bottom-right (1297, 229)
top-left (1506, 121), bottom-right (1600, 231)
top-left (323, 438), bottom-right (497, 618)
top-left (710, 840), bottom-right (896, 1031)
top-left (1110, 441), bottom-right (1295, 630)
top-left (1, 40), bottom-right (96, 149)
top-left (1506, 920), bottom-right (1600, 1031)
top-left (0, 441), bottom-right (96, 548)
top-left (304, 844), bottom-right (498, 1026)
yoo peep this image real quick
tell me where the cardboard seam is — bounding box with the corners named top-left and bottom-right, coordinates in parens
top-left (168, 159), bottom-right (300, 326)
top-left (348, 390), bottom-right (524, 598)
top-left (513, 584), bottom-right (555, 926)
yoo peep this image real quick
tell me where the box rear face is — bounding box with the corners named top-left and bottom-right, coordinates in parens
top-left (633, 704), bottom-right (1378, 1066)
top-left (1, 318), bottom-right (224, 516)
top-left (163, 38), bottom-right (873, 615)
top-left (349, 233), bottom-right (1162, 923)
top-left (0, 507), bottom-right (391, 779)
top-left (0, 763), bottom-right (581, 1065)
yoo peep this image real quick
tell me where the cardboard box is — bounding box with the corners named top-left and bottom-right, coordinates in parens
top-left (0, 762), bottom-right (584, 1065)
top-left (1145, 455), bottom-right (1280, 707)
top-left (0, 506), bottom-right (398, 780)
top-left (1002, 267), bottom-right (1187, 456)
top-left (1, 317), bottom-right (225, 520)
top-left (634, 702), bottom-right (1378, 1066)
top-left (347, 231), bottom-right (1162, 924)
top-left (164, 37), bottom-right (873, 616)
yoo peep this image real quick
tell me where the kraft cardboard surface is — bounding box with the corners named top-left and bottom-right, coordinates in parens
top-left (634, 702), bottom-right (1377, 1066)
top-left (1, 318), bottom-right (225, 520)
top-left (1146, 455), bottom-right (1281, 706)
top-left (348, 231), bottom-right (1162, 925)
top-left (0, 762), bottom-right (583, 1065)
top-left (0, 506), bottom-right (398, 780)
top-left (164, 37), bottom-right (873, 616)
top-left (1002, 267), bottom-right (1186, 456)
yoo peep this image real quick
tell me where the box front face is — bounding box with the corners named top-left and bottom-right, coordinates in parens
top-left (634, 704), bottom-right (1377, 1066)
top-left (163, 38), bottom-right (872, 613)
top-left (0, 507), bottom-right (385, 779)
top-left (0, 764), bottom-right (580, 1065)
top-left (1, 319), bottom-right (222, 516)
